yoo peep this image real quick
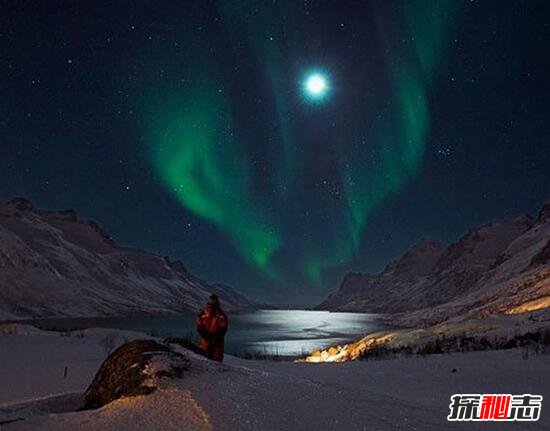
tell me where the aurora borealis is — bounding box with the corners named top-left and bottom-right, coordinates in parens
top-left (146, 1), bottom-right (459, 286)
top-left (2, 1), bottom-right (550, 305)
top-left (149, 85), bottom-right (283, 276)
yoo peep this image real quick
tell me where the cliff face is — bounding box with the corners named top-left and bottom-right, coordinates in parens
top-left (317, 203), bottom-right (550, 324)
top-left (0, 198), bottom-right (256, 320)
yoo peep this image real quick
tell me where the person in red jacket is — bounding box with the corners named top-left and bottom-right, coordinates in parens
top-left (196, 294), bottom-right (228, 362)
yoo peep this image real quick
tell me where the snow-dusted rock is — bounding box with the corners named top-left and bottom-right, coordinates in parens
top-left (83, 339), bottom-right (191, 409)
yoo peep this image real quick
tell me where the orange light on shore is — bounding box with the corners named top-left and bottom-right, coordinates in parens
top-left (302, 333), bottom-right (394, 363)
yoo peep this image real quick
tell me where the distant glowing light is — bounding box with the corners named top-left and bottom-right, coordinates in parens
top-left (303, 72), bottom-right (329, 101)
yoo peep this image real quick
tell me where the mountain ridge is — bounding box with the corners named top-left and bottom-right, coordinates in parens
top-left (0, 197), bottom-right (256, 320)
top-left (317, 202), bottom-right (550, 325)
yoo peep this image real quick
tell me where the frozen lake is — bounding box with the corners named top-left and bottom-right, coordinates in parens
top-left (27, 309), bottom-right (388, 356)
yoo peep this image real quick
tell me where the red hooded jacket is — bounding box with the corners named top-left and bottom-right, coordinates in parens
top-left (196, 305), bottom-right (228, 362)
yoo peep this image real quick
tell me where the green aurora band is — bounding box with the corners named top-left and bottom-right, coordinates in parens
top-left (150, 87), bottom-right (280, 272)
top-left (305, 1), bottom-right (462, 283)
top-left (147, 1), bottom-right (462, 289)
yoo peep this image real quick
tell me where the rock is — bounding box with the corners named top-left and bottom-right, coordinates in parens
top-left (6, 197), bottom-right (33, 211)
top-left (83, 339), bottom-right (190, 410)
top-left (537, 202), bottom-right (550, 222)
top-left (530, 239), bottom-right (550, 267)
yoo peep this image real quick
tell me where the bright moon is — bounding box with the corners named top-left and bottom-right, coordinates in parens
top-left (304, 72), bottom-right (329, 100)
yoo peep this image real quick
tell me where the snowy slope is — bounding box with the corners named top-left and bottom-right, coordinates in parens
top-left (0, 198), bottom-right (255, 319)
top-left (1, 327), bottom-right (548, 431)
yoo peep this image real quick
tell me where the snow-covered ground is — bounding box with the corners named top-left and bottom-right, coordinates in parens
top-left (1, 325), bottom-right (549, 430)
top-left (0, 324), bottom-right (150, 405)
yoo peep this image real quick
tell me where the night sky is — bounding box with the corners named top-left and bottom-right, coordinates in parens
top-left (1, 1), bottom-right (549, 306)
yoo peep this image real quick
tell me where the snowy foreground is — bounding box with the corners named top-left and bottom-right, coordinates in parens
top-left (1, 325), bottom-right (549, 431)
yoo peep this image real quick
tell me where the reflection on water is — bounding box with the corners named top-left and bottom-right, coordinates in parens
top-left (228, 310), bottom-right (386, 356)
top-left (28, 310), bottom-right (387, 356)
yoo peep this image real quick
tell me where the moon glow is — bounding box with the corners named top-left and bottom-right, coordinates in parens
top-left (303, 72), bottom-right (329, 101)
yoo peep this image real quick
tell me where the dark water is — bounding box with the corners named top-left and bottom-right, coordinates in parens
top-left (28, 310), bottom-right (387, 356)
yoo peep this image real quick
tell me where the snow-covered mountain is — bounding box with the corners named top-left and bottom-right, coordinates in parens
top-left (317, 202), bottom-right (550, 325)
top-left (0, 198), bottom-right (256, 320)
